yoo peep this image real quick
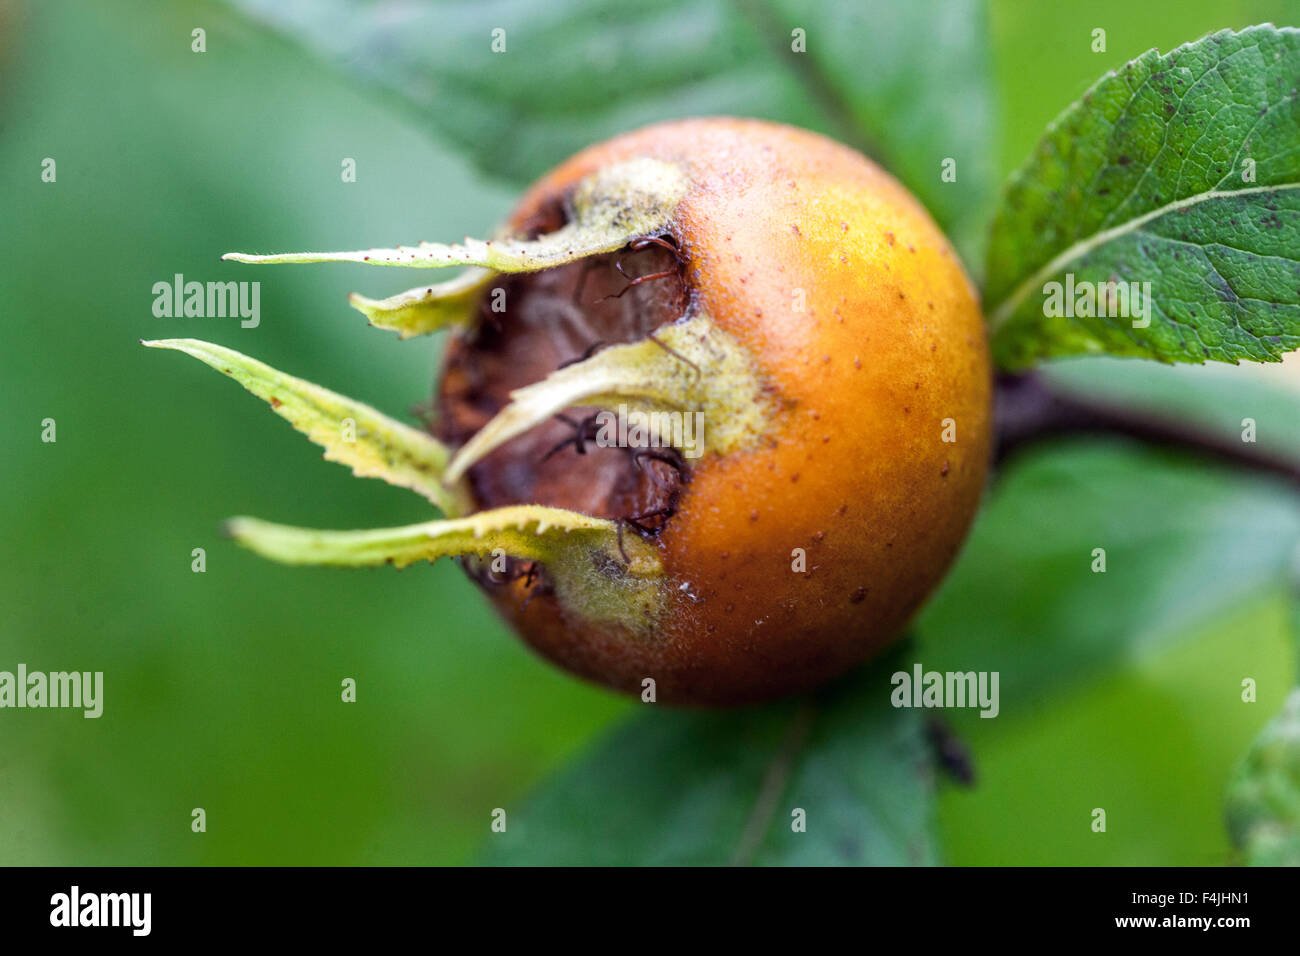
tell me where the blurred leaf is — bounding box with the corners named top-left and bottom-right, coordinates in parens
top-left (987, 25), bottom-right (1300, 369)
top-left (917, 442), bottom-right (1300, 709)
top-left (1043, 355), bottom-right (1300, 460)
top-left (1226, 688), bottom-right (1300, 865)
top-left (480, 650), bottom-right (938, 866)
top-left (938, 594), bottom-right (1295, 867)
top-left (222, 0), bottom-right (996, 266)
top-left (1225, 549), bottom-right (1300, 866)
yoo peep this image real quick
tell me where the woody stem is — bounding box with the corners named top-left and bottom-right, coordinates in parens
top-left (993, 371), bottom-right (1300, 489)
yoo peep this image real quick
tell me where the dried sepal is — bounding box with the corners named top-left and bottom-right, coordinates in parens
top-left (348, 268), bottom-right (495, 339)
top-left (443, 313), bottom-right (773, 484)
top-left (222, 158), bottom-right (689, 273)
top-left (143, 338), bottom-right (472, 516)
top-left (227, 505), bottom-right (665, 630)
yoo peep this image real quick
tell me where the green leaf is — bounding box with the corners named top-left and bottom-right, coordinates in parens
top-left (986, 25), bottom-right (1300, 369)
top-left (916, 441), bottom-right (1300, 709)
top-left (143, 338), bottom-right (473, 516)
top-left (222, 0), bottom-right (996, 267)
top-left (479, 650), bottom-right (938, 866)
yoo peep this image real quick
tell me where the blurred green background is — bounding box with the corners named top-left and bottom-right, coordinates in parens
top-left (1, 0), bottom-right (1296, 864)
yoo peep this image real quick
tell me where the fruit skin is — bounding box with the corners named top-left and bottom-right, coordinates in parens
top-left (443, 117), bottom-right (992, 706)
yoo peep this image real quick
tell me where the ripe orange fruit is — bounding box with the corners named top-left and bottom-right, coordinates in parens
top-left (151, 117), bottom-right (991, 706)
top-left (438, 118), bottom-right (992, 704)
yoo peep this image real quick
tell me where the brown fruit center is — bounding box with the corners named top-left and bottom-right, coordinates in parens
top-left (434, 236), bottom-right (692, 541)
